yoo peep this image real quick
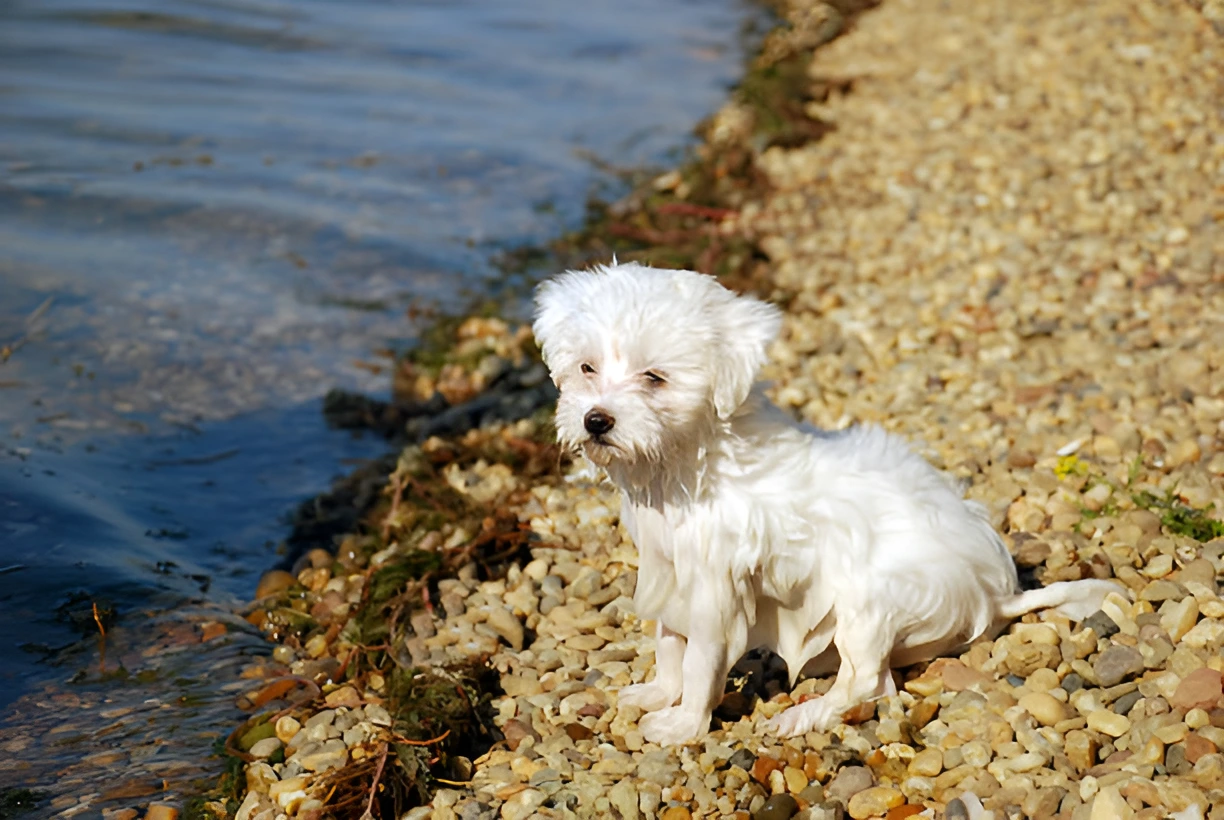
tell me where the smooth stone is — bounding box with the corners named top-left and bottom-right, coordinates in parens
top-left (826, 766), bottom-right (875, 805)
top-left (1092, 645), bottom-right (1145, 687)
top-left (1061, 673), bottom-right (1085, 694)
top-left (145, 806), bottom-right (179, 820)
top-left (908, 748), bottom-right (943, 777)
top-left (1089, 786), bottom-right (1130, 820)
top-left (1087, 710), bottom-right (1131, 737)
top-left (609, 779), bottom-right (640, 820)
top-left (1083, 611), bottom-right (1120, 639)
top-left (846, 787), bottom-right (903, 820)
top-left (1065, 730), bottom-right (1098, 773)
top-left (487, 606), bottom-right (525, 651)
top-left (248, 737), bottom-right (283, 759)
top-left (500, 788), bottom-right (546, 820)
top-left (1112, 690), bottom-right (1143, 717)
top-left (1166, 743), bottom-right (1191, 775)
top-left (1018, 692), bottom-right (1067, 726)
top-left (1171, 668), bottom-right (1223, 711)
top-left (729, 748), bottom-right (758, 772)
top-left (295, 738), bottom-right (348, 772)
top-left (754, 793), bottom-right (799, 820)
top-left (255, 570), bottom-right (296, 599)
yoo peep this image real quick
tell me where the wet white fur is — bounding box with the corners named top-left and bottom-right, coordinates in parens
top-left (533, 262), bottom-right (1119, 746)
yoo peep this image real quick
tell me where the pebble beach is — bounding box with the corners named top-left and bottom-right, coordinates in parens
top-left (222, 1), bottom-right (1224, 819)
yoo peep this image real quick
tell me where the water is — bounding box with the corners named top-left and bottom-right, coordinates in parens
top-left (0, 0), bottom-right (752, 799)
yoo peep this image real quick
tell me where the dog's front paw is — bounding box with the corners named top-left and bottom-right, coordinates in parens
top-left (766, 698), bottom-right (840, 737)
top-left (638, 706), bottom-right (709, 746)
top-left (617, 682), bottom-right (680, 712)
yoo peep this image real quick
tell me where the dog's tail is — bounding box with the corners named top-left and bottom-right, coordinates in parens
top-left (996, 579), bottom-right (1123, 623)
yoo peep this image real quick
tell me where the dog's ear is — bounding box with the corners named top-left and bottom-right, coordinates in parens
top-left (712, 292), bottom-right (781, 419)
top-left (532, 275), bottom-right (577, 373)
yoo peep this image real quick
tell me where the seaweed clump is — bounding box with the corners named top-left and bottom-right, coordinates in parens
top-left (216, 318), bottom-right (570, 818)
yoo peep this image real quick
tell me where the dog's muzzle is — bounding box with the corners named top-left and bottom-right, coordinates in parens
top-left (583, 408), bottom-right (615, 437)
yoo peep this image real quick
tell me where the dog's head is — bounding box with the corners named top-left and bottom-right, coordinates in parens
top-left (532, 262), bottom-right (781, 467)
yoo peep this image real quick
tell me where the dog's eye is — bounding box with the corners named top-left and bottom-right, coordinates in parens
top-left (580, 363), bottom-right (596, 375)
top-left (643, 371), bottom-right (666, 385)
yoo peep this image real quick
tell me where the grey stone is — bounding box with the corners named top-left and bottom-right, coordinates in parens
top-left (1092, 645), bottom-right (1144, 687)
top-left (825, 766), bottom-right (874, 806)
top-left (728, 748), bottom-right (757, 771)
top-left (1083, 610), bottom-right (1120, 638)
top-left (945, 797), bottom-right (970, 820)
top-left (1061, 672), bottom-right (1085, 694)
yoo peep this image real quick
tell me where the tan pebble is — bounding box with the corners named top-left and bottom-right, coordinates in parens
top-left (1065, 730), bottom-right (1098, 772)
top-left (1086, 710), bottom-right (1130, 737)
top-left (1161, 597), bottom-right (1199, 642)
top-left (255, 570), bottom-right (296, 599)
top-left (1012, 623), bottom-right (1059, 645)
top-left (487, 606), bottom-right (525, 651)
top-left (908, 748), bottom-right (943, 777)
top-left (847, 787), bottom-right (904, 819)
top-left (1140, 554), bottom-right (1174, 578)
top-left (323, 685), bottom-right (361, 708)
top-left (768, 767), bottom-right (787, 795)
top-left (783, 766), bottom-right (808, 793)
top-left (1019, 692), bottom-right (1067, 726)
top-left (274, 715), bottom-right (301, 744)
top-left (1134, 735), bottom-right (1165, 766)
top-left (1154, 722), bottom-right (1190, 744)
top-left (1182, 618), bottom-right (1224, 649)
top-left (903, 676), bottom-right (943, 697)
top-left (1186, 708), bottom-right (1211, 729)
top-left (145, 806), bottom-right (179, 820)
top-left (658, 807), bottom-right (692, 820)
top-left (1167, 439), bottom-right (1202, 467)
top-left (1089, 785), bottom-right (1132, 820)
top-left (565, 633), bottom-right (606, 651)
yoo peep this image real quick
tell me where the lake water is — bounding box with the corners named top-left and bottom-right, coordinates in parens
top-left (0, 0), bottom-right (752, 726)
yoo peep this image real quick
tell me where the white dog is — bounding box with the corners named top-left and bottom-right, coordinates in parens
top-left (532, 262), bottom-right (1118, 746)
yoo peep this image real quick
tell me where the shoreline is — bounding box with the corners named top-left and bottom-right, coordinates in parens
top-left (213, 0), bottom-right (1223, 819)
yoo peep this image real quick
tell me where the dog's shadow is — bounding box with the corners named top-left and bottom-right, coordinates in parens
top-left (713, 648), bottom-right (798, 725)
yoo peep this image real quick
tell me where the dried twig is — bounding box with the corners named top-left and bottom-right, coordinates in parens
top-left (363, 743), bottom-right (389, 819)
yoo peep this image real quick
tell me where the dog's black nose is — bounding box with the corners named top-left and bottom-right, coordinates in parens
top-left (584, 409), bottom-right (615, 436)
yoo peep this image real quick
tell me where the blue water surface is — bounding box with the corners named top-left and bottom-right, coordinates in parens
top-left (0, 0), bottom-right (754, 712)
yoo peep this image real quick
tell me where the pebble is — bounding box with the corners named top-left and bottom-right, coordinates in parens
top-left (846, 787), bottom-right (903, 820)
top-left (754, 794), bottom-right (799, 820)
top-left (1086, 711), bottom-right (1131, 738)
top-left (825, 766), bottom-right (874, 805)
top-left (486, 607), bottom-right (525, 651)
top-left (1171, 668), bottom-right (1223, 711)
top-left (1018, 692), bottom-right (1066, 726)
top-left (1092, 645), bottom-right (1145, 687)
top-left (499, 788), bottom-right (546, 820)
top-left (248, 737), bottom-right (282, 759)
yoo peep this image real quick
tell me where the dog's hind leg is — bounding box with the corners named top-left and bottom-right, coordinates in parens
top-left (767, 610), bottom-right (895, 737)
top-left (617, 622), bottom-right (686, 712)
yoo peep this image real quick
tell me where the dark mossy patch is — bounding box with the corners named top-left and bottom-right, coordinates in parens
top-left (1131, 489), bottom-right (1224, 542)
top-left (0, 789), bottom-right (45, 820)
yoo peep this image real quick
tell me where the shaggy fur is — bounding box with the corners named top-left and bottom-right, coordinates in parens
top-left (532, 262), bottom-right (1119, 746)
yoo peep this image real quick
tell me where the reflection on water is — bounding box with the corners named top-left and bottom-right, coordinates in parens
top-left (0, 0), bottom-right (752, 809)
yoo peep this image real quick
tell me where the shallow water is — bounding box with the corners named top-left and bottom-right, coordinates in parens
top-left (0, 0), bottom-right (753, 795)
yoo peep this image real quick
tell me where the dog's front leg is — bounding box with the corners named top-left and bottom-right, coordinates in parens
top-left (637, 617), bottom-right (741, 746)
top-left (617, 622), bottom-right (685, 712)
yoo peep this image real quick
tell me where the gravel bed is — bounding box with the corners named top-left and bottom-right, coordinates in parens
top-left (227, 1), bottom-right (1224, 819)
